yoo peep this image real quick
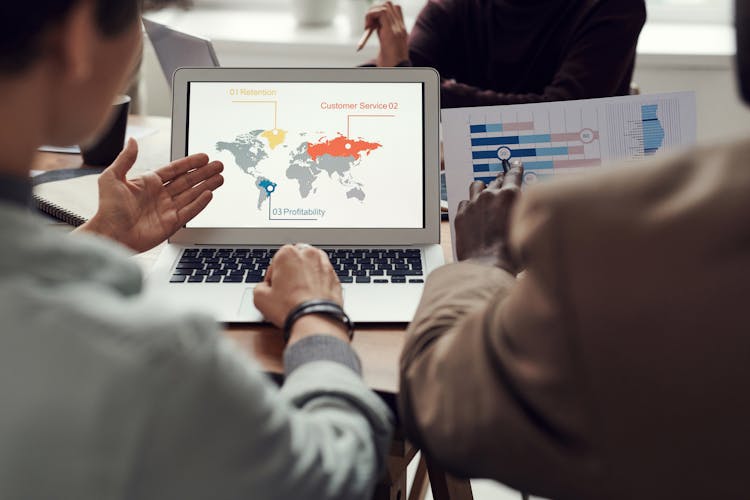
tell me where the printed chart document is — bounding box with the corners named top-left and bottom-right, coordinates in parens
top-left (442, 91), bottom-right (697, 253)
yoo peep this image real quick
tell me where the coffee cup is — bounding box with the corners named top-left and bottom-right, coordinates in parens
top-left (80, 95), bottom-right (131, 167)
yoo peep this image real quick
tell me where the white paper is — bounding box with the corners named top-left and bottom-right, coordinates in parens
top-left (442, 91), bottom-right (697, 257)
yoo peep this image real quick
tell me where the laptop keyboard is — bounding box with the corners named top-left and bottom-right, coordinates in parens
top-left (169, 248), bottom-right (425, 284)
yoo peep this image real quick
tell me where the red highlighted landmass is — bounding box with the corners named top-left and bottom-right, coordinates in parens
top-left (307, 135), bottom-right (382, 162)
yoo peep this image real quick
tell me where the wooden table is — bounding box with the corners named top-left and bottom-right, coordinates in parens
top-left (32, 115), bottom-right (471, 500)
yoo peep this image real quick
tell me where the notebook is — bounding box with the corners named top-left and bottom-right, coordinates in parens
top-left (33, 174), bottom-right (100, 226)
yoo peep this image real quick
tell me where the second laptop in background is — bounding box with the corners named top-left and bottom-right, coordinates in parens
top-left (143, 18), bottom-right (220, 89)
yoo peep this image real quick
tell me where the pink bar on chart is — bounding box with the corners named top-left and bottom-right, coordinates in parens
top-left (503, 121), bottom-right (535, 131)
top-left (553, 158), bottom-right (602, 169)
top-left (549, 131), bottom-right (601, 142)
top-left (567, 145), bottom-right (585, 155)
top-left (550, 132), bottom-right (583, 142)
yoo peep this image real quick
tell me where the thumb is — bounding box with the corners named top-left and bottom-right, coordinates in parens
top-left (109, 138), bottom-right (138, 180)
top-left (252, 282), bottom-right (272, 311)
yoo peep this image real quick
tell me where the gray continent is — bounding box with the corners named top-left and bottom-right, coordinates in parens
top-left (316, 154), bottom-right (356, 178)
top-left (346, 187), bottom-right (366, 202)
top-left (255, 177), bottom-right (271, 210)
top-left (216, 130), bottom-right (268, 174)
top-left (285, 143), bottom-right (320, 198)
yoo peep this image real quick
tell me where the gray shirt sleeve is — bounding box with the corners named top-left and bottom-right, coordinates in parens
top-left (284, 335), bottom-right (362, 376)
top-left (126, 317), bottom-right (393, 500)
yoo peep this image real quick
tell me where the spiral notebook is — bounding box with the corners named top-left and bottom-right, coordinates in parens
top-left (33, 173), bottom-right (101, 226)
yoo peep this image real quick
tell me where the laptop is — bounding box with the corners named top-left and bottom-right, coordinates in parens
top-left (148, 67), bottom-right (444, 323)
top-left (142, 18), bottom-right (220, 89)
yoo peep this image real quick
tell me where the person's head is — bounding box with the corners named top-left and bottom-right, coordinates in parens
top-left (0, 0), bottom-right (143, 148)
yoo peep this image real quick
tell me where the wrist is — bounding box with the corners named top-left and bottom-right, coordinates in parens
top-left (75, 214), bottom-right (110, 238)
top-left (462, 252), bottom-right (518, 275)
top-left (77, 213), bottom-right (132, 249)
top-left (287, 314), bottom-right (350, 346)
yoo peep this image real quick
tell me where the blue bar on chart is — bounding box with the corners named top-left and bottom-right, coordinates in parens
top-left (473, 161), bottom-right (555, 175)
top-left (641, 104), bottom-right (665, 155)
top-left (469, 121), bottom-right (534, 134)
top-left (471, 134), bottom-right (557, 146)
top-left (472, 146), bottom-right (575, 160)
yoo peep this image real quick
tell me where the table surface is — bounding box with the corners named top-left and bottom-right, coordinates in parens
top-left (32, 115), bottom-right (455, 396)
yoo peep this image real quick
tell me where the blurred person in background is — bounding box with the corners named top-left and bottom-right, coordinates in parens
top-left (365, 0), bottom-right (646, 107)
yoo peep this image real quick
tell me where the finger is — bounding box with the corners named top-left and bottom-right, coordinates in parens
top-left (108, 138), bottom-right (138, 180)
top-left (264, 260), bottom-right (273, 284)
top-left (300, 246), bottom-right (322, 272)
top-left (252, 283), bottom-right (277, 323)
top-left (501, 163), bottom-right (524, 192)
top-left (384, 5), bottom-right (401, 34)
top-left (155, 153), bottom-right (211, 184)
top-left (487, 171), bottom-right (504, 190)
top-left (328, 257), bottom-right (339, 282)
top-left (165, 161), bottom-right (224, 197)
top-left (365, 7), bottom-right (387, 29)
top-left (253, 282), bottom-right (271, 307)
top-left (321, 249), bottom-right (343, 304)
top-left (395, 3), bottom-right (404, 22)
top-left (469, 180), bottom-right (486, 201)
top-left (176, 190), bottom-right (213, 227)
top-left (172, 173), bottom-right (224, 211)
top-left (456, 199), bottom-right (469, 215)
top-left (366, 3), bottom-right (387, 14)
top-left (318, 248), bottom-right (334, 274)
top-left (386, 2), bottom-right (403, 24)
top-left (272, 244), bottom-right (297, 272)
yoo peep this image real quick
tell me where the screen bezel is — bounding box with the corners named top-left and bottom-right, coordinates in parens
top-left (170, 67), bottom-right (440, 246)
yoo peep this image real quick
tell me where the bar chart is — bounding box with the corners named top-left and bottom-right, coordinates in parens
top-left (442, 92), bottom-right (697, 252)
top-left (457, 93), bottom-right (694, 187)
top-left (467, 110), bottom-right (604, 185)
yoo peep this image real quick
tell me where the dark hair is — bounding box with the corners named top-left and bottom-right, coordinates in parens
top-left (0, 0), bottom-right (141, 74)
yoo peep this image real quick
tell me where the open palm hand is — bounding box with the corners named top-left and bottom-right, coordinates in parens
top-left (77, 139), bottom-right (224, 253)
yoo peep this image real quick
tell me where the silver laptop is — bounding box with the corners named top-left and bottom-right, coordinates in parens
top-left (143, 18), bottom-right (220, 89)
top-left (149, 67), bottom-right (443, 323)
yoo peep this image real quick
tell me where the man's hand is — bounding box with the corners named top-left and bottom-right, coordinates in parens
top-left (76, 138), bottom-right (224, 253)
top-left (365, 1), bottom-right (409, 67)
top-left (454, 162), bottom-right (524, 274)
top-left (254, 244), bottom-right (348, 345)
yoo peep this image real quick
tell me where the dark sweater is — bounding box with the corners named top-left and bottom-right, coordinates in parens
top-left (407, 0), bottom-right (646, 107)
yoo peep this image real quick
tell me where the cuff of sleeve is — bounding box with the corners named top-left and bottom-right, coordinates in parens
top-left (284, 335), bottom-right (362, 377)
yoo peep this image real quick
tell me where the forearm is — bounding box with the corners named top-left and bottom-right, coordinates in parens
top-left (399, 262), bottom-right (521, 470)
top-left (132, 327), bottom-right (392, 500)
top-left (398, 259), bottom-right (593, 496)
top-left (280, 350), bottom-right (393, 500)
top-left (402, 262), bottom-right (516, 369)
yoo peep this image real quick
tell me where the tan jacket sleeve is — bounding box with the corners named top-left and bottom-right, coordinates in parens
top-left (399, 193), bottom-right (598, 497)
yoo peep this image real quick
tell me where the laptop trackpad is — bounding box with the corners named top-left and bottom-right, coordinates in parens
top-left (239, 287), bottom-right (261, 321)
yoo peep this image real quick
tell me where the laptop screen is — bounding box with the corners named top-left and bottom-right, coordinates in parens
top-left (184, 81), bottom-right (425, 229)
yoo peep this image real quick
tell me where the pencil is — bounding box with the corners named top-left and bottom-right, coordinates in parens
top-left (356, 27), bottom-right (375, 52)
